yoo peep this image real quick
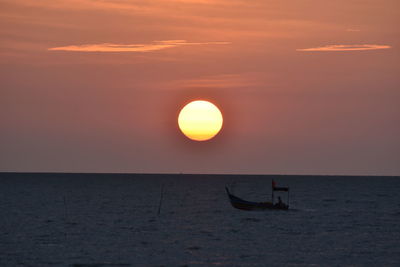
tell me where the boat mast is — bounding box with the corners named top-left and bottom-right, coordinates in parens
top-left (271, 180), bottom-right (274, 204)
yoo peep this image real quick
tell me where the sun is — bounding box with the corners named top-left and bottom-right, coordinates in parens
top-left (178, 100), bottom-right (223, 141)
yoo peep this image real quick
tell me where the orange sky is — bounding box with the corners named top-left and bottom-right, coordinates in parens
top-left (1, 0), bottom-right (399, 175)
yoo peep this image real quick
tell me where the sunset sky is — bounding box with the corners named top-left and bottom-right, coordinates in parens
top-left (1, 0), bottom-right (399, 175)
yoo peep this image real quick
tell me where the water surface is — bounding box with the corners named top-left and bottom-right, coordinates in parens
top-left (1, 173), bottom-right (399, 266)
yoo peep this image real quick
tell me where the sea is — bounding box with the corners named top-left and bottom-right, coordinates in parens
top-left (0, 173), bottom-right (399, 266)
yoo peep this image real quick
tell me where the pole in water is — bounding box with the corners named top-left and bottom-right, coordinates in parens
top-left (63, 196), bottom-right (68, 241)
top-left (157, 183), bottom-right (165, 216)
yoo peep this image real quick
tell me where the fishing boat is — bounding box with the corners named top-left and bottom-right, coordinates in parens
top-left (225, 180), bottom-right (289, 211)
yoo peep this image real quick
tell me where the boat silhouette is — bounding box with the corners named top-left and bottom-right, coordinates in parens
top-left (225, 180), bottom-right (289, 211)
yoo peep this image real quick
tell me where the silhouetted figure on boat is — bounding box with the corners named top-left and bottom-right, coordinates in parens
top-left (275, 196), bottom-right (286, 208)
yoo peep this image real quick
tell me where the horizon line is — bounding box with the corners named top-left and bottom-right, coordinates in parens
top-left (0, 171), bottom-right (398, 178)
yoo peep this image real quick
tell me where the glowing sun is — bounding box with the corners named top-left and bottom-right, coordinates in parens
top-left (178, 100), bottom-right (223, 141)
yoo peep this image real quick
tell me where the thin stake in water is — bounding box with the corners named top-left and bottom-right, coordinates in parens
top-left (63, 196), bottom-right (68, 241)
top-left (157, 183), bottom-right (165, 216)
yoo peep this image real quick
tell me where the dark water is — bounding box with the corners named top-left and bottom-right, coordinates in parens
top-left (1, 173), bottom-right (399, 266)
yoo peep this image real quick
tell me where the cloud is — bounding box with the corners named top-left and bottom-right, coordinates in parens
top-left (48, 40), bottom-right (230, 52)
top-left (297, 44), bottom-right (391, 52)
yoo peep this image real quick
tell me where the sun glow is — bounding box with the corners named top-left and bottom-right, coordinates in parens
top-left (178, 100), bottom-right (223, 141)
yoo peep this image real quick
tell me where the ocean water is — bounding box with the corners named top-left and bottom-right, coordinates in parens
top-left (0, 173), bottom-right (399, 266)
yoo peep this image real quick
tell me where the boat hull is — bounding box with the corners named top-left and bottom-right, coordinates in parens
top-left (226, 187), bottom-right (288, 211)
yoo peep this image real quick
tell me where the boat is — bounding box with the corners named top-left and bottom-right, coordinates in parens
top-left (225, 180), bottom-right (289, 211)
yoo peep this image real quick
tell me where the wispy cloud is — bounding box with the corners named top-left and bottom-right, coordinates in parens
top-left (297, 44), bottom-right (391, 52)
top-left (48, 40), bottom-right (230, 52)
